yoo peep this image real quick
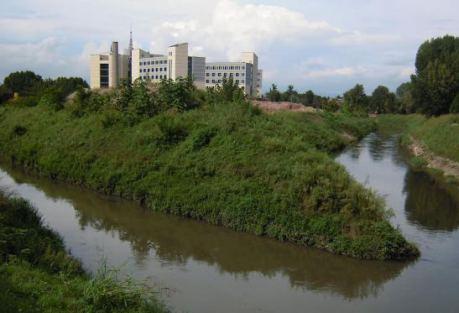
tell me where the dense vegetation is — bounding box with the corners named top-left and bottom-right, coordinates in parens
top-left (0, 190), bottom-right (168, 312)
top-left (265, 84), bottom-right (340, 112)
top-left (411, 35), bottom-right (459, 115)
top-left (0, 72), bottom-right (419, 260)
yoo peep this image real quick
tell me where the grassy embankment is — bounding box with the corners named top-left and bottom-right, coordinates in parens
top-left (0, 96), bottom-right (419, 260)
top-left (377, 114), bottom-right (459, 182)
top-left (0, 191), bottom-right (168, 313)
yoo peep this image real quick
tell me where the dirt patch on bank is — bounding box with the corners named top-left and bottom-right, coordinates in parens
top-left (252, 100), bottom-right (317, 113)
top-left (409, 136), bottom-right (459, 179)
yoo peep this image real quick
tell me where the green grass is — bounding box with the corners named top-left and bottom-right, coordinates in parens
top-left (376, 114), bottom-right (459, 163)
top-left (0, 191), bottom-right (169, 313)
top-left (0, 101), bottom-right (419, 260)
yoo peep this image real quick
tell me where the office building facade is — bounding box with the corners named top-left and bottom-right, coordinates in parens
top-left (90, 37), bottom-right (262, 96)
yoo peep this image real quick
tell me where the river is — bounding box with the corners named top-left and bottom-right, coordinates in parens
top-left (0, 132), bottom-right (458, 312)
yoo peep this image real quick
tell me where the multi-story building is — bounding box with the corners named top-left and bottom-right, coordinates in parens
top-left (90, 36), bottom-right (262, 96)
top-left (205, 52), bottom-right (260, 97)
top-left (89, 41), bottom-right (130, 89)
top-left (132, 43), bottom-right (206, 89)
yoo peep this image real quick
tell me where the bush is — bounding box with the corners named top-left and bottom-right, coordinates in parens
top-left (450, 94), bottom-right (459, 113)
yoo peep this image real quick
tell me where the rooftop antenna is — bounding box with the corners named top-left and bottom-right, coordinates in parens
top-left (129, 24), bottom-right (133, 54)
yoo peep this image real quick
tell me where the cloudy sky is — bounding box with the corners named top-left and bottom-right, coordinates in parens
top-left (1, 0), bottom-right (458, 95)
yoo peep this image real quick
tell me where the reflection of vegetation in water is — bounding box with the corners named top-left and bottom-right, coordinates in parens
top-left (1, 165), bottom-right (411, 301)
top-left (404, 170), bottom-right (459, 232)
top-left (0, 188), bottom-right (169, 313)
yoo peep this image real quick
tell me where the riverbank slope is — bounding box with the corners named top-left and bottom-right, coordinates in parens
top-left (0, 101), bottom-right (418, 260)
top-left (376, 114), bottom-right (459, 182)
top-left (0, 190), bottom-right (168, 312)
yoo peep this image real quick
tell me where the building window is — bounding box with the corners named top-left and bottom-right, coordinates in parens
top-left (242, 73), bottom-right (245, 76)
top-left (236, 73), bottom-right (239, 77)
top-left (212, 73), bottom-right (215, 76)
top-left (218, 73), bottom-right (221, 76)
top-left (241, 80), bottom-right (245, 83)
top-left (206, 80), bottom-right (209, 83)
top-left (236, 80), bottom-right (239, 84)
top-left (100, 63), bottom-right (109, 88)
top-left (206, 73), bottom-right (209, 77)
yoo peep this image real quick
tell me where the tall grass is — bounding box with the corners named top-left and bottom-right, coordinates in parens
top-left (376, 114), bottom-right (459, 163)
top-left (0, 93), bottom-right (419, 260)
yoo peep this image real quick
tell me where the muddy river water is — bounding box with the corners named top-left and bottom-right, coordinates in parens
top-left (1, 132), bottom-right (458, 312)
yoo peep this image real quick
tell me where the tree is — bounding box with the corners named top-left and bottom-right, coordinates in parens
top-left (343, 84), bottom-right (369, 113)
top-left (396, 82), bottom-right (415, 114)
top-left (207, 78), bottom-right (245, 103)
top-left (3, 71), bottom-right (43, 96)
top-left (305, 90), bottom-right (315, 106)
top-left (450, 94), bottom-right (459, 113)
top-left (411, 35), bottom-right (459, 115)
top-left (266, 84), bottom-right (281, 102)
top-left (0, 85), bottom-right (12, 104)
top-left (281, 85), bottom-right (298, 102)
top-left (370, 85), bottom-right (397, 113)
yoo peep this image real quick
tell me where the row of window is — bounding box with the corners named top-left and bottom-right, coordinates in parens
top-left (141, 75), bottom-right (166, 80)
top-left (206, 65), bottom-right (245, 70)
top-left (142, 67), bottom-right (167, 73)
top-left (140, 60), bottom-right (167, 66)
top-left (206, 79), bottom-right (245, 84)
top-left (206, 72), bottom-right (244, 77)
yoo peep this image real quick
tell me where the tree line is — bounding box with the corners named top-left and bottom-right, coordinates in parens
top-left (264, 35), bottom-right (459, 116)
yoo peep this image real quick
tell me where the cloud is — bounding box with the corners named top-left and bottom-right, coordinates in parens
top-left (1, 0), bottom-right (458, 94)
top-left (303, 66), bottom-right (369, 79)
top-left (150, 0), bottom-right (341, 60)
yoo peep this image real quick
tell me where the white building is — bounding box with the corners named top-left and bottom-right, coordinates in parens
top-left (90, 35), bottom-right (262, 97)
top-left (205, 52), bottom-right (260, 97)
top-left (89, 41), bottom-right (130, 89)
top-left (132, 43), bottom-right (206, 89)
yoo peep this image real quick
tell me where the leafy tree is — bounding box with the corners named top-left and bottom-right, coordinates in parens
top-left (157, 77), bottom-right (199, 111)
top-left (0, 85), bottom-right (11, 104)
top-left (266, 84), bottom-right (281, 102)
top-left (411, 35), bottom-right (459, 115)
top-left (3, 71), bottom-right (43, 96)
top-left (343, 84), bottom-right (369, 113)
top-left (450, 94), bottom-right (459, 113)
top-left (304, 90), bottom-right (315, 106)
top-left (370, 85), bottom-right (397, 113)
top-left (281, 85), bottom-right (298, 102)
top-left (208, 78), bottom-right (245, 103)
top-left (130, 80), bottom-right (157, 117)
top-left (396, 82), bottom-right (415, 114)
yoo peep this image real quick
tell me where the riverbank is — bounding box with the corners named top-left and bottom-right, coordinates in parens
top-left (0, 190), bottom-right (169, 312)
top-left (376, 114), bottom-right (459, 182)
top-left (0, 100), bottom-right (418, 260)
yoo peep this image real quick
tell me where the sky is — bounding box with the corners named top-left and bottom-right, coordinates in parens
top-left (0, 0), bottom-right (458, 96)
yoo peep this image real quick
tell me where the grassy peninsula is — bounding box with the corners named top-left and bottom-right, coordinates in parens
top-left (0, 77), bottom-right (419, 260)
top-left (0, 190), bottom-right (168, 313)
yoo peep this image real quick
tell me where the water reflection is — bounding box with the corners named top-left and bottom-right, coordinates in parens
top-left (0, 164), bottom-right (409, 300)
top-left (404, 170), bottom-right (459, 232)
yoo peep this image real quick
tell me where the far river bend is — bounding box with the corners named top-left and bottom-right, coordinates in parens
top-left (1, 132), bottom-right (458, 313)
